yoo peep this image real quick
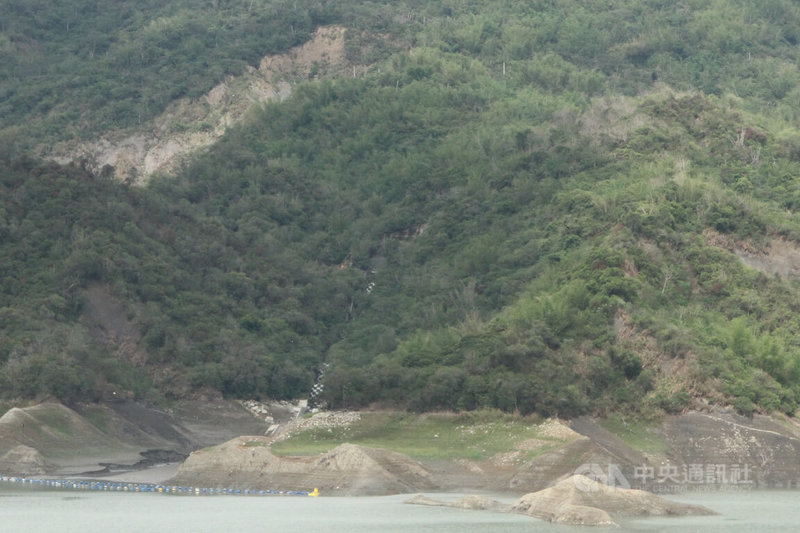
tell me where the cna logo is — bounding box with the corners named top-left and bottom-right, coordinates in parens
top-left (573, 463), bottom-right (631, 492)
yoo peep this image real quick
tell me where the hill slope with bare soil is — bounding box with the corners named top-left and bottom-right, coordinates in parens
top-left (0, 400), bottom-right (267, 476)
top-left (3, 400), bottom-right (800, 498)
top-left (164, 407), bottom-right (800, 496)
top-left (171, 438), bottom-right (438, 496)
top-left (43, 26), bottom-right (356, 183)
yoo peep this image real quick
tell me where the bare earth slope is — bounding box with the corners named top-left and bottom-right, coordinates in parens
top-left (519, 409), bottom-right (800, 492)
top-left (170, 407), bottom-right (800, 495)
top-left (0, 445), bottom-right (52, 476)
top-left (4, 402), bottom-right (800, 499)
top-left (0, 400), bottom-right (266, 476)
top-left (171, 438), bottom-right (438, 496)
top-left (43, 26), bottom-right (355, 183)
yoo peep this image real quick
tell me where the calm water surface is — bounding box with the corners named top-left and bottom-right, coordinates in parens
top-left (2, 485), bottom-right (799, 532)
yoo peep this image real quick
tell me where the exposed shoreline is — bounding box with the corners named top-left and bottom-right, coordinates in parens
top-left (3, 400), bottom-right (800, 498)
top-left (72, 462), bottom-right (183, 484)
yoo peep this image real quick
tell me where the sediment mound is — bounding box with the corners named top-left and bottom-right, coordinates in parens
top-left (511, 475), bottom-right (715, 526)
top-left (0, 445), bottom-right (52, 476)
top-left (313, 443), bottom-right (437, 494)
top-left (171, 438), bottom-right (438, 495)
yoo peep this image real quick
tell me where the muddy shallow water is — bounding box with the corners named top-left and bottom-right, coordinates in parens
top-left (1, 485), bottom-right (798, 532)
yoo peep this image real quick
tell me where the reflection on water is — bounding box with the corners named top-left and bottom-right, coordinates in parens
top-left (1, 485), bottom-right (799, 533)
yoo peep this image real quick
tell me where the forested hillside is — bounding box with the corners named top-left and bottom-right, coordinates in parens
top-left (5, 0), bottom-right (800, 417)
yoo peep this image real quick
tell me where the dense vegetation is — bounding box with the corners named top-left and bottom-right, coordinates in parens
top-left (0, 0), bottom-right (334, 151)
top-left (5, 0), bottom-right (800, 417)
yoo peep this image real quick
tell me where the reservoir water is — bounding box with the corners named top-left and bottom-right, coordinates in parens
top-left (2, 485), bottom-right (800, 532)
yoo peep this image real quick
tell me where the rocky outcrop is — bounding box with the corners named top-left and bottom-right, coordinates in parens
top-left (511, 475), bottom-right (715, 526)
top-left (171, 439), bottom-right (438, 496)
top-left (407, 475), bottom-right (714, 527)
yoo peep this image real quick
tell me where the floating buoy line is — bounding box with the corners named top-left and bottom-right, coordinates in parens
top-left (0, 475), bottom-right (319, 497)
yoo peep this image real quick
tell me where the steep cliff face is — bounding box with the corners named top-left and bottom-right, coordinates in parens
top-left (43, 26), bottom-right (356, 184)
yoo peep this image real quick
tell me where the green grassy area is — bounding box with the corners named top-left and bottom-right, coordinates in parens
top-left (599, 415), bottom-right (668, 455)
top-left (271, 411), bottom-right (566, 461)
top-left (79, 405), bottom-right (112, 433)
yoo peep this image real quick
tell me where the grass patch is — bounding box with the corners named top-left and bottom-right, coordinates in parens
top-left (599, 414), bottom-right (667, 455)
top-left (80, 405), bottom-right (111, 433)
top-left (272, 410), bottom-right (564, 461)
